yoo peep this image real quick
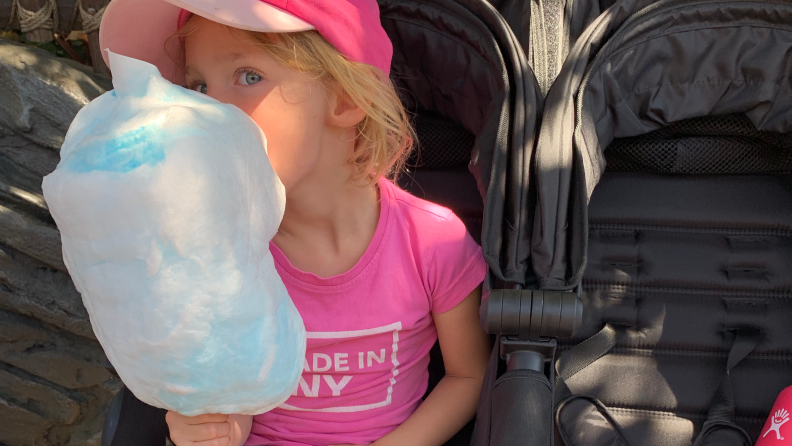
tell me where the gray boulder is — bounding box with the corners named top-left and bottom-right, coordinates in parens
top-left (0, 38), bottom-right (120, 446)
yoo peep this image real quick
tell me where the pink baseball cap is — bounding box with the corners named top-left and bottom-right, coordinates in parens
top-left (99, 0), bottom-right (393, 85)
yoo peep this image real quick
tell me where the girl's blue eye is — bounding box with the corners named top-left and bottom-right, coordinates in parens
top-left (239, 71), bottom-right (262, 86)
top-left (193, 83), bottom-right (208, 94)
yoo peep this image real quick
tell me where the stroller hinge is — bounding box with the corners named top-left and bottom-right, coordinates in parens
top-left (481, 289), bottom-right (583, 372)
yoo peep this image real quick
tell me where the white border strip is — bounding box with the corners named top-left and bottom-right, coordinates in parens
top-left (305, 322), bottom-right (402, 339)
top-left (280, 322), bottom-right (403, 413)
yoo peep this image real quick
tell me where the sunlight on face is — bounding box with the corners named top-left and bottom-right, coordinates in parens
top-left (183, 18), bottom-right (330, 191)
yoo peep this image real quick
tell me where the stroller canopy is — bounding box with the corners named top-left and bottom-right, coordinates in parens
top-left (380, 0), bottom-right (542, 285)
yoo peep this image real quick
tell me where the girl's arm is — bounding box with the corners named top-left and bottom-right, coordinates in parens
top-left (373, 285), bottom-right (491, 446)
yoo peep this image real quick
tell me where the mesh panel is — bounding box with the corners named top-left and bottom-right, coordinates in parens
top-left (605, 114), bottom-right (792, 174)
top-left (409, 111), bottom-right (476, 169)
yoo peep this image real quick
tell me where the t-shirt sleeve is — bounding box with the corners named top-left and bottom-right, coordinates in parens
top-left (427, 212), bottom-right (488, 314)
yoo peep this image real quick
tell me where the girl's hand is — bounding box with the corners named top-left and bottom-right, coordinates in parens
top-left (166, 411), bottom-right (253, 446)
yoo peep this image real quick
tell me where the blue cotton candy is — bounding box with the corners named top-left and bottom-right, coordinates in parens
top-left (60, 124), bottom-right (167, 173)
top-left (42, 52), bottom-right (306, 416)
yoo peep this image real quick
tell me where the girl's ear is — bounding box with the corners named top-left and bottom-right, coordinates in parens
top-left (327, 87), bottom-right (367, 128)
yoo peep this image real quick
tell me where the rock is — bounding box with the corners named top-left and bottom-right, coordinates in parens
top-left (0, 368), bottom-right (81, 424)
top-left (0, 395), bottom-right (53, 446)
top-left (62, 414), bottom-right (105, 446)
top-left (65, 431), bottom-right (102, 446)
top-left (0, 37), bottom-right (120, 445)
top-left (0, 311), bottom-right (120, 445)
top-left (0, 245), bottom-right (92, 339)
top-left (0, 177), bottom-right (52, 223)
top-left (0, 310), bottom-right (111, 390)
top-left (0, 129), bottom-right (61, 196)
top-left (49, 384), bottom-right (118, 446)
top-left (0, 203), bottom-right (66, 271)
top-left (0, 39), bottom-right (111, 150)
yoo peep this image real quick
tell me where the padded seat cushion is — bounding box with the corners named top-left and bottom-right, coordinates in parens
top-left (559, 171), bottom-right (792, 444)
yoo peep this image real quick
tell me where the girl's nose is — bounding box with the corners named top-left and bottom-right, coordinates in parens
top-left (202, 88), bottom-right (253, 118)
top-left (201, 84), bottom-right (232, 105)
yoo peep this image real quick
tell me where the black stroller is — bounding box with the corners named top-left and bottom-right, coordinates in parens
top-left (99, 0), bottom-right (542, 444)
top-left (487, 0), bottom-right (792, 444)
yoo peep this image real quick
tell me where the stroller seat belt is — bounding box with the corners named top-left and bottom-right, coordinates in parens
top-left (692, 329), bottom-right (761, 446)
top-left (553, 323), bottom-right (632, 446)
top-left (553, 324), bottom-right (761, 446)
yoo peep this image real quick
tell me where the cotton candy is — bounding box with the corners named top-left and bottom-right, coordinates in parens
top-left (42, 52), bottom-right (306, 416)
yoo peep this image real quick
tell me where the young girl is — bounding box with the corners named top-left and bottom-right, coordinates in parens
top-left (100, 1), bottom-right (490, 445)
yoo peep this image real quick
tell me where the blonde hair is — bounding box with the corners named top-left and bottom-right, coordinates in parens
top-left (173, 16), bottom-right (414, 184)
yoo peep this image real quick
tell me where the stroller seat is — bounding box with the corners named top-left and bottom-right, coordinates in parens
top-left (570, 114), bottom-right (792, 440)
top-left (400, 112), bottom-right (482, 243)
top-left (524, 0), bottom-right (792, 444)
top-left (577, 166), bottom-right (792, 441)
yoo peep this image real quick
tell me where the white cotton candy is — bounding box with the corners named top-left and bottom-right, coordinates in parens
top-left (42, 52), bottom-right (306, 416)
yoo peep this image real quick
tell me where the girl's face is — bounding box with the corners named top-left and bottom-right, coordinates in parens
top-left (183, 19), bottom-right (334, 191)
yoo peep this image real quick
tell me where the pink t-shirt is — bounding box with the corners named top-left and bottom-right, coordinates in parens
top-left (245, 179), bottom-right (486, 446)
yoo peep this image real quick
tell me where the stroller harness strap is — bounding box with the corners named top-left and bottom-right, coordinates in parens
top-left (553, 323), bottom-right (630, 446)
top-left (553, 323), bottom-right (632, 446)
top-left (555, 325), bottom-right (763, 446)
top-left (692, 329), bottom-right (762, 446)
top-left (554, 323), bottom-right (626, 405)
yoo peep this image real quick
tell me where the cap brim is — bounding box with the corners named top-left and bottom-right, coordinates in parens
top-left (100, 0), bottom-right (314, 85)
top-left (168, 0), bottom-right (313, 32)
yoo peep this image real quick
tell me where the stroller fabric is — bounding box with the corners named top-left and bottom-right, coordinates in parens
top-left (490, 0), bottom-right (619, 95)
top-left (382, 0), bottom-right (542, 284)
top-left (529, 0), bottom-right (792, 443)
top-left (533, 0), bottom-right (792, 287)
